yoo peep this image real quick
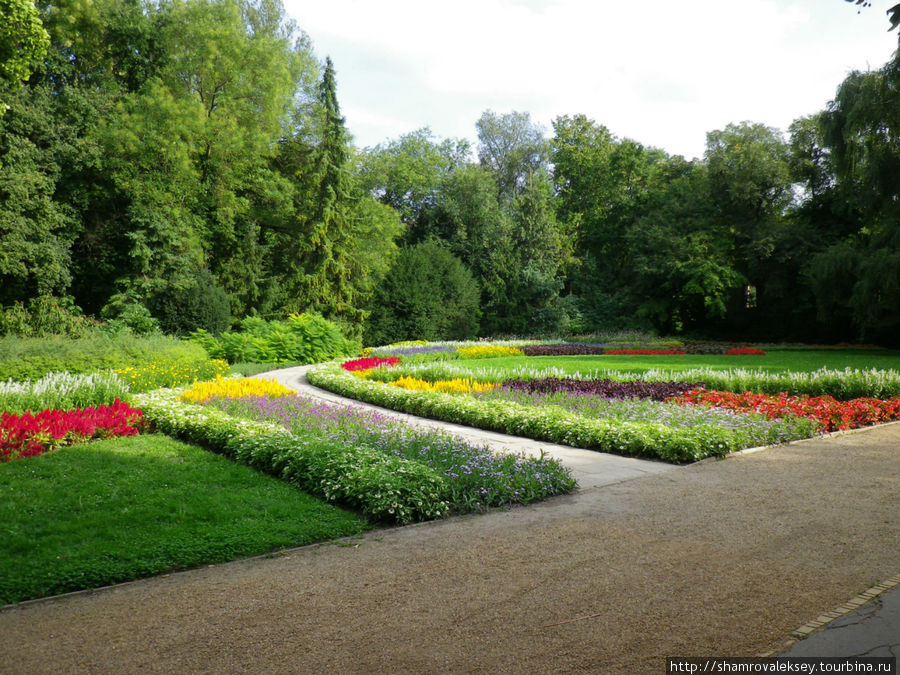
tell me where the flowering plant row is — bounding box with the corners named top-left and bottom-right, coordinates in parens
top-left (725, 348), bottom-right (766, 356)
top-left (501, 377), bottom-right (703, 402)
top-left (521, 344), bottom-right (607, 357)
top-left (205, 394), bottom-right (575, 513)
top-left (179, 376), bottom-right (295, 404)
top-left (115, 358), bottom-right (230, 393)
top-left (341, 356), bottom-right (401, 372)
top-left (0, 371), bottom-right (131, 415)
top-left (308, 364), bottom-right (784, 463)
top-left (670, 389), bottom-right (900, 432)
top-left (1, 400), bottom-right (146, 462)
top-left (385, 376), bottom-right (498, 395)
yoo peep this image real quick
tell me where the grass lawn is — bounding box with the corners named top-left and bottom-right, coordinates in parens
top-left (453, 348), bottom-right (900, 377)
top-left (0, 434), bottom-right (369, 606)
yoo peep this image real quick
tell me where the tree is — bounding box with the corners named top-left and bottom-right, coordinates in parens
top-left (0, 0), bottom-right (49, 116)
top-left (476, 109), bottom-right (549, 202)
top-left (365, 241), bottom-right (480, 345)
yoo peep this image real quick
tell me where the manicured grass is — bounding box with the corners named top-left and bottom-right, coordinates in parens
top-left (453, 348), bottom-right (900, 376)
top-left (0, 434), bottom-right (368, 606)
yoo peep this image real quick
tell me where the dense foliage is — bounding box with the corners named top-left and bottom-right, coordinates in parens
top-left (0, 0), bottom-right (897, 345)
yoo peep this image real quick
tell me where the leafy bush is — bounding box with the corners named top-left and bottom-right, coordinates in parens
top-left (0, 372), bottom-right (130, 414)
top-left (134, 389), bottom-right (450, 524)
top-left (190, 313), bottom-right (357, 365)
top-left (0, 333), bottom-right (209, 382)
top-left (0, 296), bottom-right (102, 338)
top-left (365, 242), bottom-right (481, 345)
top-left (148, 269), bottom-right (232, 336)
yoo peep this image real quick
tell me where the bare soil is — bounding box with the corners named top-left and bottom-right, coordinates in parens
top-left (1, 424), bottom-right (897, 674)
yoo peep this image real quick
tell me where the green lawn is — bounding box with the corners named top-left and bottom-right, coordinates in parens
top-left (0, 434), bottom-right (369, 606)
top-left (453, 348), bottom-right (900, 377)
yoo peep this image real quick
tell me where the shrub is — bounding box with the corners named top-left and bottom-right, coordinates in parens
top-left (191, 313), bottom-right (357, 365)
top-left (149, 269), bottom-right (232, 336)
top-left (365, 242), bottom-right (481, 345)
top-left (0, 333), bottom-right (209, 382)
top-left (0, 296), bottom-right (102, 338)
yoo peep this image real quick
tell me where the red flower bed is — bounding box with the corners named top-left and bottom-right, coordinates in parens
top-left (725, 348), bottom-right (766, 355)
top-left (341, 356), bottom-right (401, 372)
top-left (669, 389), bottom-right (900, 432)
top-left (605, 349), bottom-right (687, 355)
top-left (1, 400), bottom-right (146, 462)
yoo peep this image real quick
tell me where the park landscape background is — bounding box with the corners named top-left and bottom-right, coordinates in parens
top-left (1, 0), bottom-right (899, 610)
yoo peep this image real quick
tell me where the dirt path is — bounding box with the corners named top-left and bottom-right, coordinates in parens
top-left (2, 418), bottom-right (897, 674)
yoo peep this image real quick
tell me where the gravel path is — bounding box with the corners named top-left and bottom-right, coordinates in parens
top-left (1, 374), bottom-right (897, 674)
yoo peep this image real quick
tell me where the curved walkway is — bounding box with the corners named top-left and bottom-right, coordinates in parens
top-left (1, 368), bottom-right (897, 673)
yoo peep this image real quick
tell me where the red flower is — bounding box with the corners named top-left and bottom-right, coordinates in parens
top-left (341, 356), bottom-right (401, 372)
top-left (725, 348), bottom-right (766, 355)
top-left (0, 400), bottom-right (146, 462)
top-left (668, 389), bottom-right (900, 432)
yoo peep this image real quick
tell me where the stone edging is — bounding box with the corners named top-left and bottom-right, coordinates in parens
top-left (758, 573), bottom-right (900, 656)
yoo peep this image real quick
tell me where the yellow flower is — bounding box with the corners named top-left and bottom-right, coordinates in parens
top-left (456, 345), bottom-right (524, 359)
top-left (179, 376), bottom-right (296, 403)
top-left (386, 376), bottom-right (497, 395)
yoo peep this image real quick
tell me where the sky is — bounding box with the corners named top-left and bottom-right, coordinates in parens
top-left (282, 0), bottom-right (899, 160)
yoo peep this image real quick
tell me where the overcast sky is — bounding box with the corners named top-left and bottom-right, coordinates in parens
top-left (283, 0), bottom-right (899, 159)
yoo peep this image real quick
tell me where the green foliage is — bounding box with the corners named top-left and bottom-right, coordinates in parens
top-left (365, 242), bottom-right (481, 345)
top-left (190, 313), bottom-right (357, 365)
top-left (148, 269), bottom-right (232, 336)
top-left (135, 389), bottom-right (450, 524)
top-left (0, 433), bottom-right (367, 605)
top-left (0, 0), bottom-right (49, 116)
top-left (0, 295), bottom-right (101, 337)
top-left (0, 332), bottom-right (206, 381)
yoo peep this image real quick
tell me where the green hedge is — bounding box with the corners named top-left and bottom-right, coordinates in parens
top-left (134, 389), bottom-right (449, 524)
top-left (0, 333), bottom-right (209, 382)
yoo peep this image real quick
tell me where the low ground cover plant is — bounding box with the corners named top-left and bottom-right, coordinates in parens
top-left (1, 400), bottom-right (145, 462)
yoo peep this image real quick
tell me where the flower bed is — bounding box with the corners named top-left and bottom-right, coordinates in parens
top-left (341, 356), bottom-right (402, 372)
top-left (385, 376), bottom-right (498, 395)
top-left (206, 395), bottom-right (576, 512)
top-left (0, 371), bottom-right (131, 415)
top-left (179, 376), bottom-right (295, 404)
top-left (115, 358), bottom-right (230, 393)
top-left (670, 389), bottom-right (900, 432)
top-left (725, 348), bottom-right (766, 356)
top-left (307, 364), bottom-right (793, 463)
top-left (501, 377), bottom-right (701, 402)
top-left (1, 400), bottom-right (145, 462)
top-left (456, 345), bottom-right (524, 359)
